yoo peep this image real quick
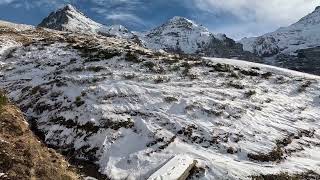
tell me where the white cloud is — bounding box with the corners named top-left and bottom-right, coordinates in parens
top-left (105, 13), bottom-right (144, 25)
top-left (90, 0), bottom-right (147, 27)
top-left (0, 0), bottom-right (15, 4)
top-left (0, 0), bottom-right (68, 9)
top-left (194, 0), bottom-right (320, 37)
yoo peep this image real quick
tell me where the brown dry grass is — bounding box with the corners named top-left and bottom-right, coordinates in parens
top-left (0, 97), bottom-right (80, 180)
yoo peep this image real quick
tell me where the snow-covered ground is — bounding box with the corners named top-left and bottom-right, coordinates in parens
top-left (203, 57), bottom-right (320, 80)
top-left (0, 20), bottom-right (34, 58)
top-left (0, 21), bottom-right (320, 180)
top-left (0, 38), bottom-right (19, 59)
top-left (147, 155), bottom-right (196, 180)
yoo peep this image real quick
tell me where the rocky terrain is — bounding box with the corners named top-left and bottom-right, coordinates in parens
top-left (1, 18), bottom-right (320, 180)
top-left (240, 6), bottom-right (320, 75)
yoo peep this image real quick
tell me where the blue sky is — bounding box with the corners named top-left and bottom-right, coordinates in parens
top-left (0, 0), bottom-right (319, 39)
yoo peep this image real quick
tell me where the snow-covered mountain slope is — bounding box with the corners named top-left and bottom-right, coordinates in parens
top-left (0, 20), bottom-right (34, 31)
top-left (139, 16), bottom-right (259, 61)
top-left (239, 6), bottom-right (320, 75)
top-left (140, 16), bottom-right (211, 54)
top-left (240, 6), bottom-right (320, 57)
top-left (1, 22), bottom-right (320, 180)
top-left (38, 6), bottom-right (258, 61)
top-left (38, 4), bottom-right (135, 39)
top-left (0, 20), bottom-right (34, 59)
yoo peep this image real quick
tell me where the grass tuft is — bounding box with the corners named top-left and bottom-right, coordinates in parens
top-left (0, 91), bottom-right (8, 111)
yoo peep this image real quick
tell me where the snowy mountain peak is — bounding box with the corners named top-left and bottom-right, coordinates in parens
top-left (239, 6), bottom-right (320, 74)
top-left (140, 16), bottom-right (211, 53)
top-left (240, 6), bottom-right (320, 57)
top-left (139, 16), bottom-right (258, 60)
top-left (168, 16), bottom-right (197, 25)
top-left (170, 16), bottom-right (189, 21)
top-left (64, 4), bottom-right (77, 11)
top-left (38, 4), bottom-right (101, 33)
top-left (294, 5), bottom-right (320, 26)
top-left (165, 16), bottom-right (207, 31)
top-left (38, 4), bottom-right (135, 39)
top-left (63, 4), bottom-right (86, 16)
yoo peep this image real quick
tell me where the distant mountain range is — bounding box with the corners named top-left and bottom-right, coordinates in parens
top-left (38, 4), bottom-right (320, 75)
top-left (240, 6), bottom-right (320, 75)
top-left (139, 16), bottom-right (258, 60)
top-left (38, 4), bottom-right (259, 61)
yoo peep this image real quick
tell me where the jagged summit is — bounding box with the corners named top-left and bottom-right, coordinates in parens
top-left (138, 16), bottom-right (210, 53)
top-left (239, 6), bottom-right (320, 74)
top-left (294, 5), bottom-right (320, 26)
top-left (55, 4), bottom-right (79, 14)
top-left (138, 16), bottom-right (258, 60)
top-left (240, 6), bottom-right (320, 57)
top-left (166, 16), bottom-right (202, 28)
top-left (38, 4), bottom-right (134, 39)
top-left (65, 4), bottom-right (77, 11)
top-left (38, 4), bottom-right (101, 33)
top-left (170, 16), bottom-right (189, 21)
top-left (160, 16), bottom-right (208, 32)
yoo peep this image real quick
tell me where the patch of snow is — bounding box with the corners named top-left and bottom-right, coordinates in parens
top-left (203, 57), bottom-right (320, 80)
top-left (0, 20), bottom-right (34, 31)
top-left (147, 155), bottom-right (196, 180)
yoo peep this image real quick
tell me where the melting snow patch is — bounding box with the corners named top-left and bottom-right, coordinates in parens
top-left (147, 155), bottom-right (197, 180)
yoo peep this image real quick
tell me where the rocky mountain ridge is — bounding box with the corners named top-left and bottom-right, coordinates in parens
top-left (140, 16), bottom-right (259, 61)
top-left (38, 5), bottom-right (259, 61)
top-left (38, 4), bottom-right (135, 40)
top-left (239, 6), bottom-right (320, 75)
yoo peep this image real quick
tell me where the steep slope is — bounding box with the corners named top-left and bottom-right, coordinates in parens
top-left (139, 16), bottom-right (259, 61)
top-left (1, 21), bottom-right (320, 180)
top-left (38, 4), bottom-right (135, 39)
top-left (38, 4), bottom-right (101, 33)
top-left (0, 92), bottom-right (80, 180)
top-left (240, 6), bottom-right (320, 74)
